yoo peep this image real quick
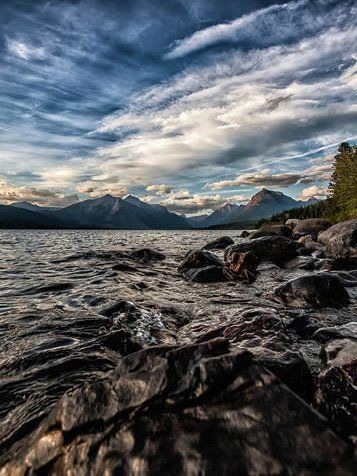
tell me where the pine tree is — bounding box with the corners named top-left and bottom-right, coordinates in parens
top-left (328, 142), bottom-right (357, 221)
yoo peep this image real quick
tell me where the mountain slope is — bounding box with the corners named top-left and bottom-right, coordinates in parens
top-left (54, 194), bottom-right (191, 229)
top-left (199, 203), bottom-right (244, 228)
top-left (10, 201), bottom-right (60, 214)
top-left (219, 189), bottom-right (300, 225)
top-left (0, 204), bottom-right (66, 229)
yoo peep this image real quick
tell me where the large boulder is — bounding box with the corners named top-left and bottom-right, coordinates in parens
top-left (285, 218), bottom-right (301, 229)
top-left (297, 235), bottom-right (325, 254)
top-left (249, 224), bottom-right (292, 240)
top-left (185, 265), bottom-right (226, 283)
top-left (224, 251), bottom-right (260, 283)
top-left (316, 339), bottom-right (357, 440)
top-left (270, 273), bottom-right (350, 308)
top-left (1, 339), bottom-right (355, 475)
top-left (178, 250), bottom-right (223, 274)
top-left (178, 250), bottom-right (225, 282)
top-left (225, 236), bottom-right (298, 265)
top-left (202, 235), bottom-right (234, 250)
top-left (318, 219), bottom-right (357, 259)
top-left (294, 219), bottom-right (331, 239)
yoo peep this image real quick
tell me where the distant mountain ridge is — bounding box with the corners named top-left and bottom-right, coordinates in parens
top-left (4, 190), bottom-right (319, 229)
top-left (54, 194), bottom-right (190, 229)
top-left (190, 189), bottom-right (319, 228)
top-left (7, 195), bottom-right (190, 230)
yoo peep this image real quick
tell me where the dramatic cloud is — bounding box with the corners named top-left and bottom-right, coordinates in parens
top-left (0, 178), bottom-right (78, 206)
top-left (76, 182), bottom-right (127, 199)
top-left (298, 185), bottom-right (328, 201)
top-left (207, 157), bottom-right (334, 190)
top-left (97, 20), bottom-right (356, 187)
top-left (0, 0), bottom-right (355, 212)
top-left (158, 190), bottom-right (247, 214)
top-left (146, 184), bottom-right (172, 196)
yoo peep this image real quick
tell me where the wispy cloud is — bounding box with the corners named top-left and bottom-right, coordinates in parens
top-left (165, 1), bottom-right (306, 59)
top-left (95, 21), bottom-right (357, 188)
top-left (207, 157), bottom-right (333, 190)
top-left (6, 37), bottom-right (48, 60)
top-left (164, 0), bottom-right (354, 59)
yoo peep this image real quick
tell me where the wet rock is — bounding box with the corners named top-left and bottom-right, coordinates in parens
top-left (297, 246), bottom-right (312, 256)
top-left (287, 315), bottom-right (319, 338)
top-left (316, 339), bottom-right (357, 441)
top-left (314, 258), bottom-right (338, 271)
top-left (297, 235), bottom-right (325, 258)
top-left (271, 273), bottom-right (350, 308)
top-left (291, 232), bottom-right (306, 240)
top-left (313, 322), bottom-right (357, 342)
top-left (101, 300), bottom-right (179, 345)
top-left (284, 256), bottom-right (316, 270)
top-left (1, 339), bottom-right (355, 475)
top-left (318, 219), bottom-right (357, 260)
top-left (202, 235), bottom-right (234, 250)
top-left (249, 224), bottom-right (292, 239)
top-left (185, 265), bottom-right (227, 283)
top-left (225, 236), bottom-right (298, 265)
top-left (286, 218), bottom-right (301, 229)
top-left (224, 251), bottom-right (259, 283)
top-left (312, 249), bottom-right (325, 258)
top-left (220, 307), bottom-right (314, 400)
top-left (331, 270), bottom-right (357, 287)
top-left (178, 250), bottom-right (223, 274)
top-left (239, 230), bottom-right (250, 238)
top-left (294, 218), bottom-right (332, 239)
top-left (129, 248), bottom-right (166, 263)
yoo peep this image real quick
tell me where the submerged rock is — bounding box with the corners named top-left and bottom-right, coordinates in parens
top-left (294, 218), bottom-right (331, 239)
top-left (316, 339), bottom-right (357, 441)
top-left (1, 339), bottom-right (355, 475)
top-left (318, 219), bottom-right (357, 259)
top-left (202, 235), bottom-right (234, 250)
top-left (249, 224), bottom-right (292, 239)
top-left (225, 236), bottom-right (298, 265)
top-left (271, 273), bottom-right (350, 308)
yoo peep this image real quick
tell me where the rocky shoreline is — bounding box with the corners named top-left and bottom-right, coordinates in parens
top-left (0, 219), bottom-right (356, 474)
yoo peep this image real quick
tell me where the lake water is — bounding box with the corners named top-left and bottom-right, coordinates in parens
top-left (0, 229), bottom-right (355, 463)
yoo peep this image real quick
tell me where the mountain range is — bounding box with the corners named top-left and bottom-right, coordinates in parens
top-left (0, 189), bottom-right (317, 229)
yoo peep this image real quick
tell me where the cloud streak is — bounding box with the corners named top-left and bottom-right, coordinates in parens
top-left (165, 0), bottom-right (308, 59)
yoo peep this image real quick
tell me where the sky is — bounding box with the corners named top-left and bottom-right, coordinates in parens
top-left (0, 0), bottom-right (356, 214)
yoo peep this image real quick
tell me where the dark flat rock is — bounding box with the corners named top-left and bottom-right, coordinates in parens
top-left (1, 339), bottom-right (355, 475)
